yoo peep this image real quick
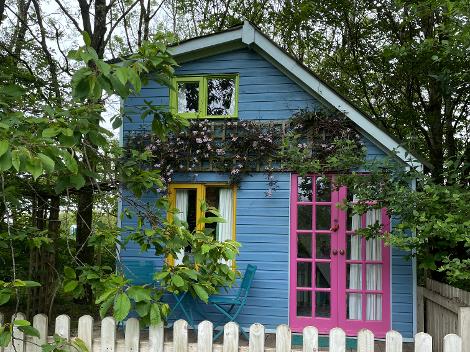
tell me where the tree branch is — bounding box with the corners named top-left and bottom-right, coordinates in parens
top-left (103, 0), bottom-right (140, 47)
top-left (53, 0), bottom-right (82, 32)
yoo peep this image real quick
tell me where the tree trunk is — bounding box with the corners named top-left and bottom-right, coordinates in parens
top-left (76, 187), bottom-right (94, 266)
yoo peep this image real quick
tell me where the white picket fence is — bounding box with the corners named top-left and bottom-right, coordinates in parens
top-left (0, 313), bottom-right (465, 352)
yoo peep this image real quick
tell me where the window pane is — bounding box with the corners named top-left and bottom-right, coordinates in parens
top-left (297, 234), bottom-right (312, 258)
top-left (297, 205), bottom-right (312, 230)
top-left (316, 262), bottom-right (330, 288)
top-left (316, 292), bottom-right (330, 318)
top-left (298, 176), bottom-right (313, 201)
top-left (366, 294), bottom-right (382, 320)
top-left (347, 264), bottom-right (362, 289)
top-left (347, 235), bottom-right (362, 260)
top-left (297, 291), bottom-right (312, 317)
top-left (297, 262), bottom-right (312, 287)
top-left (316, 234), bottom-right (331, 259)
top-left (347, 293), bottom-right (362, 320)
top-left (178, 82), bottom-right (199, 113)
top-left (366, 264), bottom-right (382, 290)
top-left (316, 177), bottom-right (331, 202)
top-left (316, 206), bottom-right (330, 230)
top-left (207, 78), bottom-right (235, 115)
top-left (297, 177), bottom-right (312, 202)
top-left (366, 238), bottom-right (382, 260)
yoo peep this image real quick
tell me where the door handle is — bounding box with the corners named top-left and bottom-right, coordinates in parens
top-left (330, 223), bottom-right (339, 232)
top-left (339, 249), bottom-right (345, 256)
top-left (332, 249), bottom-right (338, 255)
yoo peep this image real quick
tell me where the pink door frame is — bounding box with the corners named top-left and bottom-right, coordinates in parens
top-left (289, 174), bottom-right (391, 337)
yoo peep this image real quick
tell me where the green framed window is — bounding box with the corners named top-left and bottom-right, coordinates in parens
top-left (170, 74), bottom-right (239, 118)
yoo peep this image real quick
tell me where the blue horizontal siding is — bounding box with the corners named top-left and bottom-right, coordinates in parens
top-left (391, 216), bottom-right (414, 338)
top-left (123, 48), bottom-right (319, 135)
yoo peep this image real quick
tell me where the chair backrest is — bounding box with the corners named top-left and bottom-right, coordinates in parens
top-left (237, 264), bottom-right (257, 299)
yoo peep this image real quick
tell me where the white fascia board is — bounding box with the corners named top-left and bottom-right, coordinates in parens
top-left (169, 28), bottom-right (243, 56)
top-left (248, 24), bottom-right (422, 169)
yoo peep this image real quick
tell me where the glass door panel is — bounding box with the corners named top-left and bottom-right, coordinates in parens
top-left (338, 198), bottom-right (391, 337)
top-left (290, 175), bottom-right (339, 332)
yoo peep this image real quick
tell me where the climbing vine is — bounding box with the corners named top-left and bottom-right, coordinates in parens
top-left (125, 109), bottom-right (365, 193)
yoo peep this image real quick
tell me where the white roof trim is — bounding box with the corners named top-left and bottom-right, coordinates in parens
top-left (168, 21), bottom-right (422, 169)
top-left (169, 28), bottom-right (242, 56)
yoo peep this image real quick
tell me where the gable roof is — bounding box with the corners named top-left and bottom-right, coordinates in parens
top-left (168, 21), bottom-right (426, 170)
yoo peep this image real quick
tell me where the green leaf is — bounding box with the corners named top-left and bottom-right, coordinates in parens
top-left (42, 127), bottom-right (61, 138)
top-left (26, 157), bottom-right (43, 180)
top-left (72, 338), bottom-right (90, 352)
top-left (149, 303), bottom-right (161, 325)
top-left (153, 271), bottom-right (169, 281)
top-left (23, 281), bottom-right (41, 287)
top-left (126, 286), bottom-right (151, 302)
top-left (115, 67), bottom-right (129, 85)
top-left (61, 151), bottom-right (78, 174)
top-left (113, 293), bottom-right (131, 321)
top-left (82, 31), bottom-right (92, 46)
top-left (0, 151), bottom-right (12, 172)
top-left (171, 274), bottom-right (184, 287)
top-left (192, 284), bottom-right (209, 302)
top-left (11, 150), bottom-right (20, 171)
top-left (70, 174), bottom-right (86, 189)
top-left (0, 140), bottom-right (9, 156)
top-left (14, 319), bottom-right (30, 326)
top-left (64, 266), bottom-right (76, 279)
top-left (0, 331), bottom-right (11, 347)
top-left (99, 296), bottom-right (114, 318)
top-left (63, 280), bottom-right (78, 293)
top-left (96, 287), bottom-right (116, 304)
top-left (0, 290), bottom-right (11, 305)
top-left (18, 325), bottom-right (40, 338)
top-left (37, 153), bottom-right (55, 173)
top-left (135, 301), bottom-right (151, 317)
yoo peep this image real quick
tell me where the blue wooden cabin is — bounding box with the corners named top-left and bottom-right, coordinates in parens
top-left (119, 21), bottom-right (421, 340)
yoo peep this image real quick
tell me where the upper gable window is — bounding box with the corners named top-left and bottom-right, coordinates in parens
top-left (171, 75), bottom-right (238, 118)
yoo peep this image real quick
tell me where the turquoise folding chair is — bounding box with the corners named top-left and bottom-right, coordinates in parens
top-left (208, 264), bottom-right (257, 340)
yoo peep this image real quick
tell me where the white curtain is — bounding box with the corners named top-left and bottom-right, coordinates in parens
top-left (174, 189), bottom-right (189, 265)
top-left (216, 188), bottom-right (233, 242)
top-left (348, 213), bottom-right (362, 320)
top-left (217, 188), bottom-right (233, 265)
top-left (366, 209), bottom-right (383, 320)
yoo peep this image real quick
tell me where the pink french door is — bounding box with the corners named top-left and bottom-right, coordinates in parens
top-left (289, 174), bottom-right (390, 337)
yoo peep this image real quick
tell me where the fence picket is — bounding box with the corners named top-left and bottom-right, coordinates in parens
top-left (55, 314), bottom-right (70, 340)
top-left (386, 330), bottom-right (403, 352)
top-left (78, 315), bottom-right (94, 352)
top-left (125, 318), bottom-right (140, 352)
top-left (329, 327), bottom-right (345, 352)
top-left (101, 317), bottom-right (116, 352)
top-left (458, 307), bottom-right (470, 352)
top-left (223, 322), bottom-right (239, 352)
top-left (198, 321), bottom-right (213, 352)
top-left (357, 329), bottom-right (374, 352)
top-left (27, 314), bottom-right (47, 352)
top-left (249, 323), bottom-right (264, 352)
top-left (443, 334), bottom-right (462, 352)
top-left (174, 320), bottom-right (188, 352)
top-left (6, 312), bottom-right (26, 352)
top-left (302, 326), bottom-right (318, 352)
top-left (148, 323), bottom-right (164, 352)
top-left (415, 332), bottom-right (432, 352)
top-left (276, 324), bottom-right (291, 352)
